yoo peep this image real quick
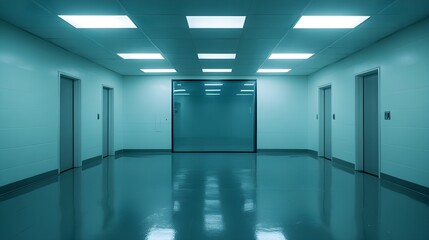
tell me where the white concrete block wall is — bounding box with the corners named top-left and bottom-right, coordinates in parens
top-left (0, 20), bottom-right (123, 187)
top-left (122, 76), bottom-right (309, 150)
top-left (307, 18), bottom-right (429, 187)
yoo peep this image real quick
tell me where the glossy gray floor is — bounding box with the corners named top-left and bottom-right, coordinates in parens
top-left (1, 152), bottom-right (429, 240)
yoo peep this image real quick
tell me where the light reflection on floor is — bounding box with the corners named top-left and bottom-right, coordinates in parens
top-left (0, 152), bottom-right (428, 240)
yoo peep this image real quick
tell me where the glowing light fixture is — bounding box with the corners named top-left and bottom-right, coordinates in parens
top-left (198, 54), bottom-right (236, 59)
top-left (269, 53), bottom-right (314, 59)
top-left (204, 83), bottom-right (224, 86)
top-left (202, 69), bottom-right (232, 73)
top-left (187, 16), bottom-right (246, 28)
top-left (141, 69), bottom-right (176, 73)
top-left (58, 15), bottom-right (137, 28)
top-left (257, 69), bottom-right (291, 73)
top-left (294, 16), bottom-right (370, 29)
top-left (117, 53), bottom-right (164, 59)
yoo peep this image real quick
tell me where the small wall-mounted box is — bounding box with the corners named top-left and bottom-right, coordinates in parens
top-left (384, 111), bottom-right (391, 120)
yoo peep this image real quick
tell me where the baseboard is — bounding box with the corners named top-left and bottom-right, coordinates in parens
top-left (257, 149), bottom-right (311, 153)
top-left (381, 173), bottom-right (429, 197)
top-left (122, 149), bottom-right (171, 153)
top-left (332, 157), bottom-right (355, 172)
top-left (82, 155), bottom-right (102, 170)
top-left (115, 149), bottom-right (124, 155)
top-left (0, 170), bottom-right (58, 198)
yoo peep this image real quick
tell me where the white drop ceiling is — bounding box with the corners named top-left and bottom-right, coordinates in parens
top-left (0, 0), bottom-right (428, 76)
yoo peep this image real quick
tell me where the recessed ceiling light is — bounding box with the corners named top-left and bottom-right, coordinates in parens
top-left (118, 53), bottom-right (164, 59)
top-left (141, 69), bottom-right (177, 73)
top-left (173, 89), bottom-right (186, 92)
top-left (198, 54), bottom-right (236, 59)
top-left (236, 93), bottom-right (253, 96)
top-left (269, 53), bottom-right (314, 59)
top-left (58, 15), bottom-right (137, 28)
top-left (205, 89), bottom-right (221, 92)
top-left (294, 16), bottom-right (369, 29)
top-left (240, 89), bottom-right (254, 92)
top-left (206, 93), bottom-right (221, 96)
top-left (204, 83), bottom-right (224, 86)
top-left (174, 93), bottom-right (190, 96)
top-left (202, 69), bottom-right (232, 73)
top-left (244, 83), bottom-right (255, 86)
top-left (186, 16), bottom-right (246, 28)
top-left (257, 69), bottom-right (291, 73)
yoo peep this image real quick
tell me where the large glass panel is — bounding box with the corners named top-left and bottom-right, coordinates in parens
top-left (173, 80), bottom-right (256, 152)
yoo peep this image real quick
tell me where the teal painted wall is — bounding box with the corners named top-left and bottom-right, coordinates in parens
top-left (307, 18), bottom-right (429, 188)
top-left (122, 76), bottom-right (309, 150)
top-left (0, 20), bottom-right (123, 187)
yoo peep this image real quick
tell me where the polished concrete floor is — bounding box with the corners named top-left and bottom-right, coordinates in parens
top-left (1, 152), bottom-right (428, 240)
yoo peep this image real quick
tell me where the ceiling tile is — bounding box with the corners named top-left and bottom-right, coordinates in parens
top-left (380, 0), bottom-right (429, 15)
top-left (260, 60), bottom-right (305, 69)
top-left (179, 0), bottom-right (252, 15)
top-left (35, 0), bottom-right (125, 14)
top-left (303, 0), bottom-right (396, 15)
top-left (151, 39), bottom-right (195, 54)
top-left (47, 37), bottom-right (115, 59)
top-left (193, 39), bottom-right (240, 52)
top-left (249, 0), bottom-right (310, 14)
top-left (274, 29), bottom-right (349, 52)
top-left (199, 60), bottom-right (236, 68)
top-left (90, 38), bottom-right (157, 53)
top-left (237, 39), bottom-right (280, 54)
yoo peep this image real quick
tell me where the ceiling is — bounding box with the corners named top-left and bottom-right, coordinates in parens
top-left (1, 0), bottom-right (428, 76)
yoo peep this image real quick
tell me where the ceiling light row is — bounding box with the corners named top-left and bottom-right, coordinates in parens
top-left (59, 15), bottom-right (369, 74)
top-left (59, 15), bottom-right (369, 29)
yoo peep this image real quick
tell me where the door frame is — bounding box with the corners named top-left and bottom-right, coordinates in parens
top-left (171, 79), bottom-right (257, 153)
top-left (318, 83), bottom-right (332, 158)
top-left (58, 72), bottom-right (81, 173)
top-left (101, 85), bottom-right (114, 157)
top-left (355, 67), bottom-right (381, 176)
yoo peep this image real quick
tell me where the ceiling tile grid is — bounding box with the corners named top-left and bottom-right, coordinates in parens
top-left (0, 0), bottom-right (428, 75)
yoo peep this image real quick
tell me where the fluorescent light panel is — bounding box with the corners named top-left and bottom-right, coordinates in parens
top-left (204, 83), bottom-right (223, 86)
top-left (58, 15), bottom-right (137, 28)
top-left (202, 69), bottom-right (232, 73)
top-left (141, 69), bottom-right (176, 73)
top-left (173, 89), bottom-right (186, 92)
top-left (244, 83), bottom-right (255, 86)
top-left (205, 89), bottom-right (221, 92)
top-left (257, 69), bottom-right (291, 73)
top-left (174, 93), bottom-right (190, 96)
top-left (118, 53), bottom-right (164, 59)
top-left (198, 54), bottom-right (236, 59)
top-left (294, 16), bottom-right (370, 29)
top-left (269, 53), bottom-right (314, 59)
top-left (206, 93), bottom-right (220, 96)
top-left (237, 94), bottom-right (253, 96)
top-left (186, 16), bottom-right (246, 28)
top-left (241, 89), bottom-right (254, 92)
